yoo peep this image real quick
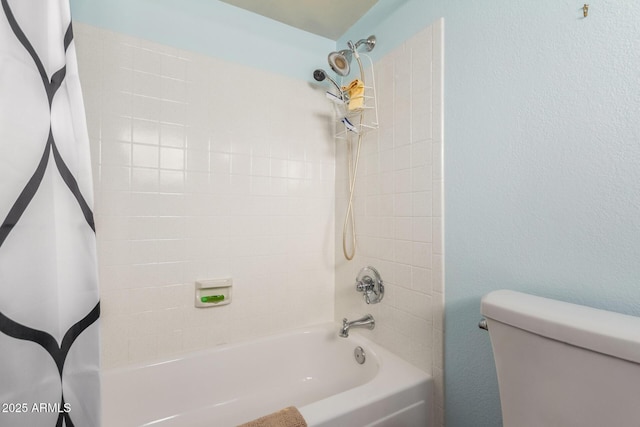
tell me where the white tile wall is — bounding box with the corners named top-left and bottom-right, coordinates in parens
top-left (74, 19), bottom-right (444, 425)
top-left (74, 23), bottom-right (336, 368)
top-left (334, 20), bottom-right (444, 426)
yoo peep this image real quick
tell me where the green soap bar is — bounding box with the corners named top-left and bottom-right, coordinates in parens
top-left (201, 295), bottom-right (225, 303)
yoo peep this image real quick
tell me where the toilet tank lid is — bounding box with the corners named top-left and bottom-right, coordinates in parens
top-left (481, 290), bottom-right (640, 365)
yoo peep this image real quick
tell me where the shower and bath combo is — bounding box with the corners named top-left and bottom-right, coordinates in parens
top-left (314, 35), bottom-right (378, 261)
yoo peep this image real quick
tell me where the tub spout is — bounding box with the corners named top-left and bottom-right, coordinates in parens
top-left (339, 314), bottom-right (375, 338)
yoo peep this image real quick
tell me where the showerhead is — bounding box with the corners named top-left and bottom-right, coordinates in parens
top-left (313, 68), bottom-right (342, 97)
top-left (313, 69), bottom-right (327, 82)
top-left (328, 49), bottom-right (352, 76)
top-left (327, 35), bottom-right (376, 77)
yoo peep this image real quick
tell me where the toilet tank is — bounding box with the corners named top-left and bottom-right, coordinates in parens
top-left (481, 290), bottom-right (640, 427)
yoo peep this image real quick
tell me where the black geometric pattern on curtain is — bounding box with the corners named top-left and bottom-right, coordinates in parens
top-left (0, 1), bottom-right (99, 426)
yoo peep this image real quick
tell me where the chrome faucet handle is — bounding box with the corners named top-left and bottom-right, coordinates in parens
top-left (355, 266), bottom-right (384, 304)
top-left (355, 279), bottom-right (369, 302)
top-left (356, 277), bottom-right (373, 292)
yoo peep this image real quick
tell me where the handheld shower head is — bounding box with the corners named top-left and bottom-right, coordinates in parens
top-left (313, 69), bottom-right (327, 82)
top-left (313, 68), bottom-right (343, 98)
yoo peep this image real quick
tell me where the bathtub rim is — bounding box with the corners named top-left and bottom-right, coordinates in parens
top-left (101, 321), bottom-right (380, 375)
top-left (101, 321), bottom-right (433, 427)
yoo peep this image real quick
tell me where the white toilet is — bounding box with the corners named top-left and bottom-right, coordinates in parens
top-left (481, 290), bottom-right (640, 427)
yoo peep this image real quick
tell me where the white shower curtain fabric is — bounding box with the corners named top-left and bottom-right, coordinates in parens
top-left (0, 0), bottom-right (100, 426)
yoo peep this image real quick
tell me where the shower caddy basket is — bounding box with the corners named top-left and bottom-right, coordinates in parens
top-left (333, 54), bottom-right (379, 140)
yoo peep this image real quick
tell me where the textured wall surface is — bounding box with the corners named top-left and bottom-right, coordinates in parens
top-left (334, 21), bottom-right (444, 426)
top-left (74, 23), bottom-right (335, 368)
top-left (343, 0), bottom-right (640, 426)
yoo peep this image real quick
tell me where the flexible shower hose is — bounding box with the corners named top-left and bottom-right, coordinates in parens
top-left (342, 53), bottom-right (366, 261)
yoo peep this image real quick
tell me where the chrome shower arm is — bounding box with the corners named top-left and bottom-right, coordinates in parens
top-left (354, 35), bottom-right (376, 52)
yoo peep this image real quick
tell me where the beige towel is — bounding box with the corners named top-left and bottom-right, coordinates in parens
top-left (237, 406), bottom-right (307, 427)
top-left (342, 78), bottom-right (365, 111)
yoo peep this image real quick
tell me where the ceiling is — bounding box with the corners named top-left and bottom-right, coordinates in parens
top-left (218, 0), bottom-right (378, 40)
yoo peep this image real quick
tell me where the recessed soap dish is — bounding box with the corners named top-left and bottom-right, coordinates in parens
top-left (195, 278), bottom-right (232, 308)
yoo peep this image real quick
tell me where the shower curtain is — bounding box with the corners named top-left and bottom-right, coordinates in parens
top-left (0, 0), bottom-right (100, 426)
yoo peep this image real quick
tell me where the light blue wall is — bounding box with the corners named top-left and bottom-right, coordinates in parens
top-left (69, 0), bottom-right (335, 81)
top-left (343, 0), bottom-right (640, 426)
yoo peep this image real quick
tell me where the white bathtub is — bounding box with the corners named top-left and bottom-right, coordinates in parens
top-left (101, 322), bottom-right (432, 427)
